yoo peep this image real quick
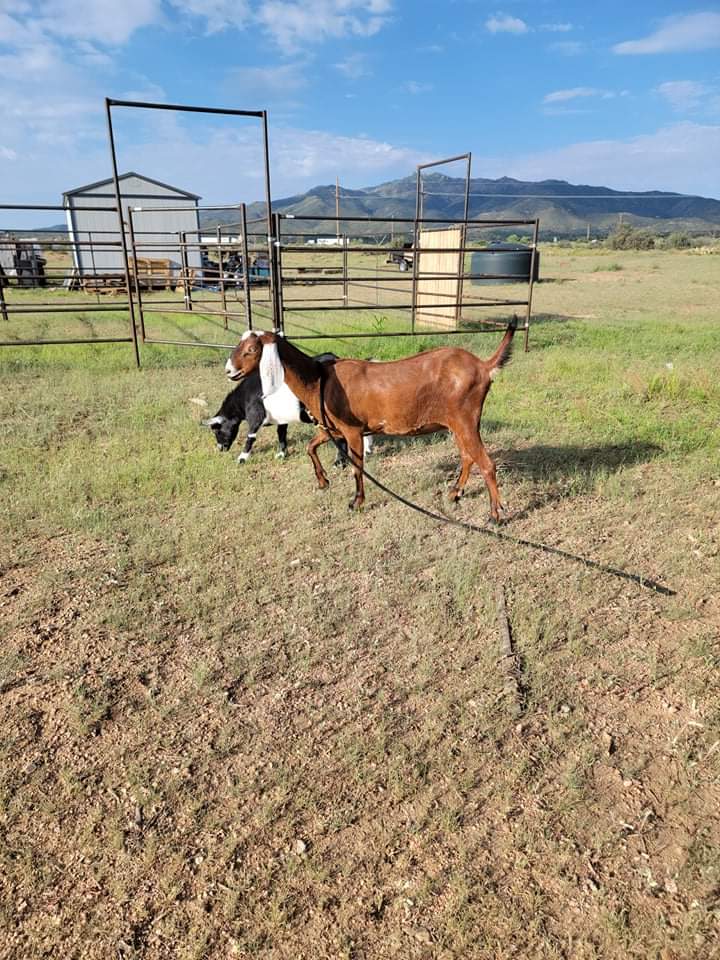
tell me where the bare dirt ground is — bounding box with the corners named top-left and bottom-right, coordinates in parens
top-left (1, 247), bottom-right (719, 958)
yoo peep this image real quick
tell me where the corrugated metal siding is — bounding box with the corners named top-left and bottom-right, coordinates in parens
top-left (65, 176), bottom-right (202, 274)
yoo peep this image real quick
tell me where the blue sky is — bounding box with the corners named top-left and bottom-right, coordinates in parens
top-left (1, 1), bottom-right (720, 226)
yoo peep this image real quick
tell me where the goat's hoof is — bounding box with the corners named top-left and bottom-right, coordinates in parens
top-left (348, 499), bottom-right (364, 511)
top-left (317, 479), bottom-right (330, 491)
top-left (275, 451), bottom-right (287, 460)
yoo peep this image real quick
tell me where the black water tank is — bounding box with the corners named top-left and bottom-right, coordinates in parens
top-left (470, 243), bottom-right (539, 284)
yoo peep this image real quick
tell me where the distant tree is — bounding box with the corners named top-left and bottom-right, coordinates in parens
top-left (606, 223), bottom-right (655, 250)
top-left (666, 232), bottom-right (692, 249)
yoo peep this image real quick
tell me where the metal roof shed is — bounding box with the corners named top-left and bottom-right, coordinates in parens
top-left (63, 172), bottom-right (202, 275)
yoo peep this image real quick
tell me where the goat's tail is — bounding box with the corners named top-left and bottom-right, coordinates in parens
top-left (486, 315), bottom-right (517, 377)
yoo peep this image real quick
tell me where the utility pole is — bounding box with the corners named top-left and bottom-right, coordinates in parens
top-left (586, 222), bottom-right (591, 242)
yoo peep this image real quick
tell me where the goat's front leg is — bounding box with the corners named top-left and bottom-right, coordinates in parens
top-left (307, 428), bottom-right (331, 490)
top-left (342, 429), bottom-right (366, 510)
top-left (237, 415), bottom-right (263, 463)
top-left (275, 424), bottom-right (288, 459)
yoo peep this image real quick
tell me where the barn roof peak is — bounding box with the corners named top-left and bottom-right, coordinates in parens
top-left (63, 171), bottom-right (201, 200)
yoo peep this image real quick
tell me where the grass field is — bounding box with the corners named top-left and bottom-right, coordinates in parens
top-left (1, 246), bottom-right (719, 959)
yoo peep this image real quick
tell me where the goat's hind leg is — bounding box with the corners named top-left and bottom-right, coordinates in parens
top-left (342, 428), bottom-right (366, 511)
top-left (450, 421), bottom-right (503, 522)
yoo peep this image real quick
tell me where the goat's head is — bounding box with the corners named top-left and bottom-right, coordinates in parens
top-left (226, 330), bottom-right (266, 382)
top-left (204, 414), bottom-right (241, 452)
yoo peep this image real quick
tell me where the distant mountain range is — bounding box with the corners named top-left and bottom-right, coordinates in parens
top-left (30, 173), bottom-right (720, 238)
top-left (221, 172), bottom-right (720, 238)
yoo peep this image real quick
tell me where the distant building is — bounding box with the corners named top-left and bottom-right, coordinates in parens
top-left (63, 172), bottom-right (202, 275)
top-left (305, 236), bottom-right (346, 246)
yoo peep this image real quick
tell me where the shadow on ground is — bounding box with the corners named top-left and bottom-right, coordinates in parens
top-left (495, 441), bottom-right (662, 480)
top-left (433, 440), bottom-right (663, 517)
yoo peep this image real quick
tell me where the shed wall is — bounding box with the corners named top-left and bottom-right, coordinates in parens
top-left (65, 176), bottom-right (201, 275)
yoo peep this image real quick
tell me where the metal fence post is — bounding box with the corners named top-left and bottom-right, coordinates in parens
top-left (525, 218), bottom-right (540, 352)
top-left (104, 98), bottom-right (141, 368)
top-left (240, 203), bottom-right (253, 330)
top-left (410, 171), bottom-right (422, 333)
top-left (273, 212), bottom-right (284, 333)
top-left (217, 224), bottom-right (228, 329)
top-left (456, 152), bottom-right (472, 325)
top-left (180, 231), bottom-right (192, 312)
top-left (261, 110), bottom-right (281, 332)
top-left (127, 209), bottom-right (146, 341)
top-left (0, 273), bottom-right (8, 322)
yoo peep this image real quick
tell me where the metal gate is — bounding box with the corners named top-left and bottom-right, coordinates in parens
top-left (1, 107), bottom-right (538, 364)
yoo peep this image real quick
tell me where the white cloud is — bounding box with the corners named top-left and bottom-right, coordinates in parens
top-left (1, 146), bottom-right (18, 161)
top-left (167, 0), bottom-right (251, 33)
top-left (486, 14), bottom-right (528, 35)
top-left (333, 52), bottom-right (370, 80)
top-left (96, 121), bottom-right (426, 207)
top-left (549, 40), bottom-right (585, 56)
top-left (543, 87), bottom-right (610, 104)
top-left (36, 0), bottom-right (160, 45)
top-left (613, 12), bottom-right (720, 54)
top-left (271, 125), bottom-right (421, 181)
top-left (657, 80), bottom-right (711, 112)
top-left (4, 1), bottom-right (393, 52)
top-left (476, 122), bottom-right (720, 198)
top-left (229, 61), bottom-right (309, 95)
top-left (254, 0), bottom-right (393, 53)
top-left (541, 23), bottom-right (573, 33)
top-left (403, 80), bottom-right (433, 95)
top-left (75, 40), bottom-right (114, 66)
top-left (0, 11), bottom-right (33, 44)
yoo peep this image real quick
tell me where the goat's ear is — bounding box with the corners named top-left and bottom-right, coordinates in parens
top-left (202, 416), bottom-right (223, 428)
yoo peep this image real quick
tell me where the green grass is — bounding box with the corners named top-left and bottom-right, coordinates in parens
top-left (1, 245), bottom-right (719, 959)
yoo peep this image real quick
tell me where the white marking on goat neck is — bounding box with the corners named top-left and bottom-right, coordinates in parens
top-left (263, 382), bottom-right (303, 425)
top-left (259, 340), bottom-right (285, 397)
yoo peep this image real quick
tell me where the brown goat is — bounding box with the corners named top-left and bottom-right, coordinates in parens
top-left (226, 318), bottom-right (516, 518)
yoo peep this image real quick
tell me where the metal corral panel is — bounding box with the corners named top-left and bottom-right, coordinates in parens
top-left (63, 173), bottom-right (202, 275)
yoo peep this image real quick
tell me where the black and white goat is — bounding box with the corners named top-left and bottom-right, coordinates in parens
top-left (207, 349), bottom-right (373, 464)
top-left (204, 369), bottom-right (315, 463)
